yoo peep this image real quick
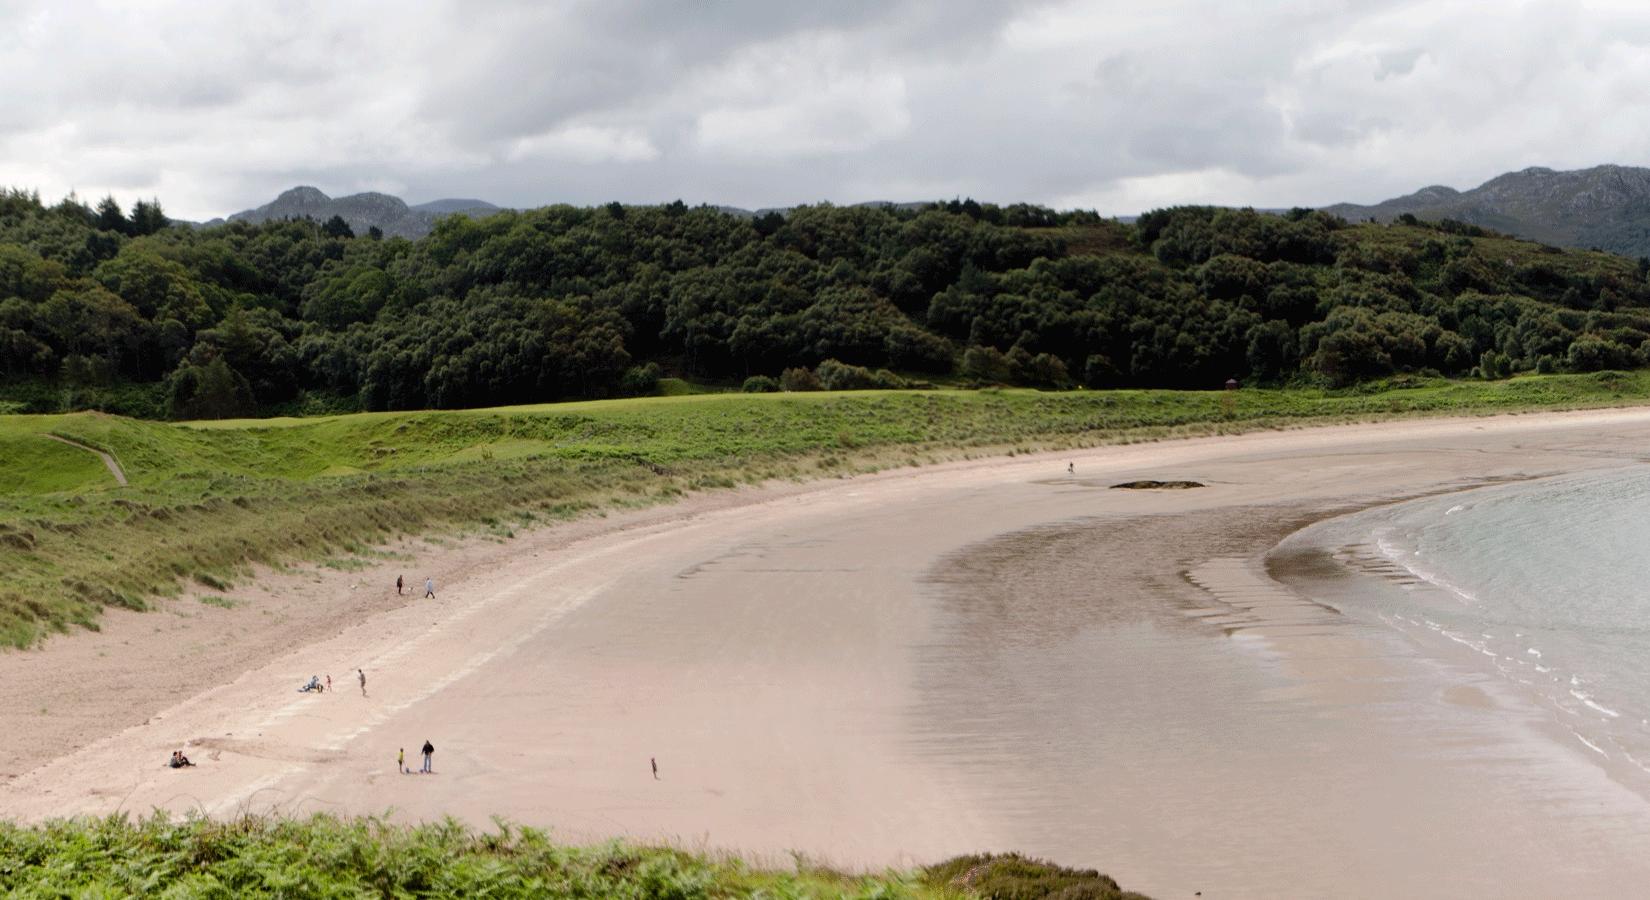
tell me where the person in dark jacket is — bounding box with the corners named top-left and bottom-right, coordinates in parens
top-left (421, 740), bottom-right (434, 773)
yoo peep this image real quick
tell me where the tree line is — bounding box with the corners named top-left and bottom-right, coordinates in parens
top-left (2, 188), bottom-right (1649, 419)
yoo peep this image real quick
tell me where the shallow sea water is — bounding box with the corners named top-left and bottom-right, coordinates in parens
top-left (1278, 465), bottom-right (1650, 784)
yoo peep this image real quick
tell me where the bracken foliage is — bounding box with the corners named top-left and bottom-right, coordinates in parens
top-left (0, 813), bottom-right (1149, 899)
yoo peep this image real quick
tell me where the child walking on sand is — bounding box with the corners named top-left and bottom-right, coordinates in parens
top-left (396, 574), bottom-right (404, 595)
top-left (358, 668), bottom-right (367, 697)
top-left (398, 747), bottom-right (405, 774)
top-left (424, 577), bottom-right (435, 599)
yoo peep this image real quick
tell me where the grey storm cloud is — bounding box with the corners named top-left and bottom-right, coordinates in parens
top-left (9, 0), bottom-right (1650, 220)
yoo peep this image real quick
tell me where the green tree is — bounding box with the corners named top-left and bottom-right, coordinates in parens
top-left (167, 354), bottom-right (256, 419)
top-left (129, 199), bottom-right (168, 236)
top-left (322, 215), bottom-right (355, 240)
top-left (95, 196), bottom-right (129, 234)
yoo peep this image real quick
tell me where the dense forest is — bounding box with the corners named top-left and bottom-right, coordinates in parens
top-left (3, 188), bottom-right (1650, 419)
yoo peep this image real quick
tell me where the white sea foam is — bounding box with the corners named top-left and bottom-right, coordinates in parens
top-left (1375, 532), bottom-right (1481, 606)
top-left (1573, 730), bottom-right (1609, 756)
top-left (1570, 690), bottom-right (1622, 718)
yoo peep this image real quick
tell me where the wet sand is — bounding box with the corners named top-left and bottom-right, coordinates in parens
top-left (10, 410), bottom-right (1650, 897)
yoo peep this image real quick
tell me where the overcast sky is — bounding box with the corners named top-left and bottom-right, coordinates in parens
top-left (6, 0), bottom-right (1650, 221)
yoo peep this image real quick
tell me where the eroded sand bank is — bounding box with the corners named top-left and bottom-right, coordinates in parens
top-left (11, 410), bottom-right (1650, 897)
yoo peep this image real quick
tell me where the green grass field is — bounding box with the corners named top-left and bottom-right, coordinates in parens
top-left (5, 372), bottom-right (1650, 648)
top-left (0, 813), bottom-right (1146, 898)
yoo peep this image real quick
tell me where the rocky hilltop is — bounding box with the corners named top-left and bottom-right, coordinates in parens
top-left (1325, 165), bottom-right (1650, 257)
top-left (212, 187), bottom-right (502, 238)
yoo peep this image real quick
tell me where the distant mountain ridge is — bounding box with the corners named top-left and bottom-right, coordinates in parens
top-left (1325, 165), bottom-right (1650, 257)
top-left (205, 188), bottom-right (943, 237)
top-left (206, 187), bottom-right (504, 238)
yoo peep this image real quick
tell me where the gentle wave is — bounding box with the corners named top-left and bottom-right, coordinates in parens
top-left (1290, 466), bottom-right (1650, 790)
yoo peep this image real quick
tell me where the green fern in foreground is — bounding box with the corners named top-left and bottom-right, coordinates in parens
top-left (0, 813), bottom-right (1147, 898)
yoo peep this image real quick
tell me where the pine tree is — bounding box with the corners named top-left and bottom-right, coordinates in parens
top-left (95, 196), bottom-right (128, 234)
top-left (322, 215), bottom-right (355, 239)
top-left (129, 199), bottom-right (169, 236)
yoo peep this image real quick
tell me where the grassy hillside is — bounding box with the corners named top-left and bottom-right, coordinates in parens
top-left (0, 813), bottom-right (1148, 898)
top-left (6, 376), bottom-right (1650, 648)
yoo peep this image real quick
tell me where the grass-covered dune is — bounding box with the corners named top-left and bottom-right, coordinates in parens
top-left (0, 814), bottom-right (1148, 898)
top-left (6, 373), bottom-right (1650, 648)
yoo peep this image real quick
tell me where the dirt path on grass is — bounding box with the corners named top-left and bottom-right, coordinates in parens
top-left (43, 433), bottom-right (127, 486)
top-left (13, 410), bottom-right (1650, 896)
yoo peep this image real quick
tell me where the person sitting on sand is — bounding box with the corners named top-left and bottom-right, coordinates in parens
top-left (168, 751), bottom-right (194, 768)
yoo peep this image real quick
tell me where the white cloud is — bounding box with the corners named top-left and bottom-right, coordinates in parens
top-left (8, 0), bottom-right (1650, 218)
top-left (506, 124), bottom-right (659, 164)
top-left (692, 73), bottom-right (910, 160)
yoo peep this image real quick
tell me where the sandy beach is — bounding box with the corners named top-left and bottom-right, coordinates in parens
top-left (11, 409), bottom-right (1650, 897)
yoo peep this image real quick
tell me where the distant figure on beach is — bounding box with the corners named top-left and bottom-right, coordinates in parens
top-left (421, 740), bottom-right (434, 773)
top-left (396, 574), bottom-right (404, 596)
top-left (358, 668), bottom-right (367, 697)
top-left (424, 577), bottom-right (435, 599)
top-left (168, 750), bottom-right (194, 769)
top-left (326, 675), bottom-right (332, 693)
top-left (1068, 462), bottom-right (1075, 475)
top-left (398, 747), bottom-right (405, 774)
top-left (651, 757), bottom-right (658, 780)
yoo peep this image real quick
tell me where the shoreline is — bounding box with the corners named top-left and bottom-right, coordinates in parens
top-left (10, 409), bottom-right (1650, 895)
top-left (1268, 463), bottom-right (1650, 805)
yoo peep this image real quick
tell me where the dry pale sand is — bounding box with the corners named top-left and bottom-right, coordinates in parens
top-left (11, 410), bottom-right (1650, 897)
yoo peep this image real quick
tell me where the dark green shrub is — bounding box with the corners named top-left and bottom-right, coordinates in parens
top-left (815, 359), bottom-right (906, 390)
top-left (741, 375), bottom-right (779, 393)
top-left (1567, 335), bottom-right (1632, 372)
top-left (961, 346), bottom-right (1012, 383)
top-left (922, 853), bottom-right (1144, 900)
top-left (779, 367), bottom-right (822, 392)
top-left (620, 362), bottom-right (662, 396)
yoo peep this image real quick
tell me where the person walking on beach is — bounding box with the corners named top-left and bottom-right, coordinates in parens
top-left (424, 577), bottom-right (435, 599)
top-left (651, 757), bottom-right (658, 780)
top-left (1067, 462), bottom-right (1075, 475)
top-left (420, 740), bottom-right (434, 773)
top-left (358, 668), bottom-right (367, 697)
top-left (398, 747), bottom-right (405, 774)
top-left (325, 675), bottom-right (332, 694)
top-left (396, 574), bottom-right (404, 596)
